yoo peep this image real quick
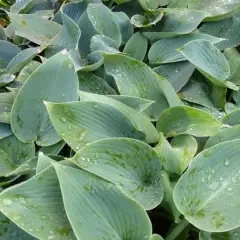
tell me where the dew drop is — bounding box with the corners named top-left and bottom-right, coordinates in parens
top-left (225, 159), bottom-right (230, 166)
top-left (68, 63), bottom-right (73, 69)
top-left (59, 117), bottom-right (66, 122)
top-left (209, 182), bottom-right (219, 191)
top-left (2, 198), bottom-right (12, 206)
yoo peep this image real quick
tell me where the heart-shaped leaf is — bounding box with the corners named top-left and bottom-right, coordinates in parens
top-left (199, 13), bottom-right (240, 49)
top-left (45, 101), bottom-right (145, 151)
top-left (155, 133), bottom-right (197, 175)
top-left (70, 137), bottom-right (163, 210)
top-left (0, 162), bottom-right (76, 239)
top-left (188, 0), bottom-right (240, 21)
top-left (79, 91), bottom-right (159, 143)
top-left (174, 139), bottom-right (240, 232)
top-left (104, 53), bottom-right (183, 120)
top-left (143, 9), bottom-right (206, 39)
top-left (8, 13), bottom-right (61, 45)
top-left (123, 32), bottom-right (148, 61)
top-left (53, 163), bottom-right (152, 240)
top-left (148, 33), bottom-right (223, 64)
top-left (11, 50), bottom-right (79, 146)
top-left (157, 106), bottom-right (223, 137)
top-left (178, 40), bottom-right (236, 90)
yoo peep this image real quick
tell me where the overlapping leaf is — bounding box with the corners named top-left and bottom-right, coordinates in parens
top-left (11, 50), bottom-right (79, 146)
top-left (157, 106), bottom-right (223, 137)
top-left (70, 137), bottom-right (162, 210)
top-left (104, 53), bottom-right (183, 120)
top-left (54, 163), bottom-right (152, 240)
top-left (174, 140), bottom-right (240, 232)
top-left (46, 101), bottom-right (145, 151)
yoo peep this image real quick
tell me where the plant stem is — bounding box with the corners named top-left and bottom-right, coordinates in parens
top-left (165, 219), bottom-right (189, 240)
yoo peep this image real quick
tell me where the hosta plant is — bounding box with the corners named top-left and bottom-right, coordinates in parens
top-left (0, 0), bottom-right (240, 239)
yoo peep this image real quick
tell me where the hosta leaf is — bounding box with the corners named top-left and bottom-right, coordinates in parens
top-left (0, 74), bottom-right (15, 87)
top-left (151, 234), bottom-right (164, 240)
top-left (62, 1), bottom-right (86, 23)
top-left (188, 0), bottom-right (240, 21)
top-left (0, 164), bottom-right (76, 239)
top-left (153, 62), bottom-right (195, 92)
top-left (123, 32), bottom-right (148, 61)
top-left (8, 13), bottom-right (61, 45)
top-left (53, 163), bottom-right (152, 240)
top-left (78, 72), bottom-right (116, 95)
top-left (90, 35), bottom-right (119, 54)
top-left (6, 155), bottom-right (63, 177)
top-left (148, 34), bottom-right (223, 64)
top-left (78, 10), bottom-right (96, 55)
top-left (39, 141), bottom-right (65, 156)
top-left (0, 150), bottom-right (16, 177)
top-left (179, 81), bottom-right (214, 108)
top-left (143, 9), bottom-right (206, 39)
top-left (0, 40), bottom-right (21, 69)
top-left (87, 3), bottom-right (121, 47)
top-left (16, 61), bottom-right (41, 83)
top-left (173, 139), bottom-right (240, 232)
top-left (113, 12), bottom-right (133, 44)
top-left (70, 137), bottom-right (162, 210)
top-left (0, 134), bottom-right (35, 166)
top-left (131, 10), bottom-right (163, 28)
top-left (6, 156), bottom-right (37, 177)
top-left (7, 48), bottom-right (40, 74)
top-left (222, 108), bottom-right (240, 126)
top-left (0, 123), bottom-right (12, 140)
top-left (79, 91), bottom-right (159, 143)
top-left (48, 6), bottom-right (81, 53)
top-left (155, 133), bottom-right (197, 175)
top-left (199, 228), bottom-right (240, 240)
top-left (11, 50), bottom-right (79, 146)
top-left (205, 125), bottom-right (240, 149)
top-left (199, 13), bottom-right (240, 49)
top-left (0, 213), bottom-right (36, 239)
top-left (178, 40), bottom-right (236, 90)
top-left (104, 53), bottom-right (183, 121)
top-left (45, 101), bottom-right (145, 152)
top-left (108, 95), bottom-right (154, 113)
top-left (36, 153), bottom-right (54, 174)
top-left (224, 48), bottom-right (240, 85)
top-left (157, 106), bottom-right (223, 138)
